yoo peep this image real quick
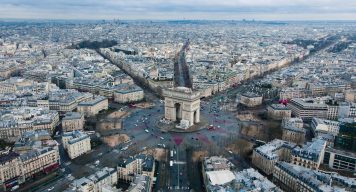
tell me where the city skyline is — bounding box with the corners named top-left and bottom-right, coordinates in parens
top-left (0, 1), bottom-right (355, 191)
top-left (1, 0), bottom-right (356, 20)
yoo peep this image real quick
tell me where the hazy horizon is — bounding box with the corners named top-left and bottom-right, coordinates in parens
top-left (1, 0), bottom-right (356, 21)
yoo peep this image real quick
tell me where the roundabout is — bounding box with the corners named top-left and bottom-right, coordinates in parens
top-left (155, 115), bottom-right (209, 133)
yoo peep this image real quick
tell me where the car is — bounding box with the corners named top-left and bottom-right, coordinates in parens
top-left (157, 144), bottom-right (165, 148)
top-left (11, 186), bottom-right (19, 191)
top-left (160, 137), bottom-right (164, 140)
top-left (228, 150), bottom-right (233, 154)
top-left (121, 146), bottom-right (128, 151)
top-left (208, 125), bottom-right (216, 130)
top-left (145, 129), bottom-right (149, 133)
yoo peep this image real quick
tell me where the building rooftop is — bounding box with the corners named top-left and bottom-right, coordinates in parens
top-left (0, 151), bottom-right (19, 164)
top-left (235, 168), bottom-right (281, 191)
top-left (289, 98), bottom-right (328, 109)
top-left (19, 147), bottom-right (56, 162)
top-left (126, 174), bottom-right (150, 192)
top-left (0, 107), bottom-right (58, 129)
top-left (13, 130), bottom-right (57, 152)
top-left (241, 92), bottom-right (261, 98)
top-left (255, 139), bottom-right (296, 160)
top-left (117, 154), bottom-right (154, 172)
top-left (276, 162), bottom-right (352, 192)
top-left (87, 167), bottom-right (116, 183)
top-left (270, 104), bottom-right (290, 110)
top-left (292, 138), bottom-right (326, 162)
top-left (63, 130), bottom-right (90, 145)
top-left (114, 84), bottom-right (143, 94)
top-left (203, 156), bottom-right (234, 171)
top-left (78, 96), bottom-right (107, 106)
top-left (63, 112), bottom-right (83, 120)
top-left (206, 170), bottom-right (235, 186)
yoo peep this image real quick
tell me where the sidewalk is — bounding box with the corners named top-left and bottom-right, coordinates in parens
top-left (19, 171), bottom-right (63, 192)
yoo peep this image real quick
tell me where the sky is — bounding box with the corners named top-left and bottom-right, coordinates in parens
top-left (1, 0), bottom-right (356, 20)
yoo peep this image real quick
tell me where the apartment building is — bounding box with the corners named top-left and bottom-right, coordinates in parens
top-left (77, 96), bottom-right (108, 117)
top-left (62, 112), bottom-right (85, 132)
top-left (202, 156), bottom-right (235, 192)
top-left (291, 139), bottom-right (326, 170)
top-left (0, 64), bottom-right (17, 79)
top-left (13, 130), bottom-right (58, 154)
top-left (252, 139), bottom-right (296, 175)
top-left (202, 156), bottom-right (281, 192)
top-left (287, 98), bottom-right (328, 121)
top-left (282, 124), bottom-right (306, 145)
top-left (69, 167), bottom-right (118, 192)
top-left (345, 89), bottom-right (356, 102)
top-left (239, 92), bottom-right (263, 107)
top-left (117, 154), bottom-right (155, 190)
top-left (311, 117), bottom-right (340, 136)
top-left (0, 107), bottom-right (59, 140)
top-left (28, 89), bottom-right (92, 113)
top-left (267, 104), bottom-right (291, 120)
top-left (20, 147), bottom-right (60, 179)
top-left (0, 133), bottom-right (60, 190)
top-left (0, 152), bottom-right (23, 190)
top-left (279, 87), bottom-right (305, 100)
top-left (273, 161), bottom-right (352, 192)
top-left (282, 117), bottom-right (304, 129)
top-left (62, 131), bottom-right (91, 159)
top-left (126, 174), bottom-right (151, 192)
top-left (114, 85), bottom-right (144, 104)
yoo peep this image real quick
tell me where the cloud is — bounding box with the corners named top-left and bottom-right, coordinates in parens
top-left (0, 0), bottom-right (355, 20)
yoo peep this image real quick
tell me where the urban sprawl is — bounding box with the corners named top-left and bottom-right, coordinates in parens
top-left (0, 20), bottom-right (355, 192)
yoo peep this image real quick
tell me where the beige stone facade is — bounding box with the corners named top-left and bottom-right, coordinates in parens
top-left (252, 139), bottom-right (296, 175)
top-left (345, 89), bottom-right (356, 102)
top-left (62, 131), bottom-right (91, 159)
top-left (281, 118), bottom-right (306, 145)
top-left (0, 108), bottom-right (59, 140)
top-left (163, 87), bottom-right (200, 127)
top-left (62, 112), bottom-right (84, 132)
top-left (291, 139), bottom-right (326, 170)
top-left (114, 88), bottom-right (144, 103)
top-left (267, 104), bottom-right (291, 120)
top-left (70, 167), bottom-right (117, 192)
top-left (117, 155), bottom-right (155, 189)
top-left (0, 152), bottom-right (23, 189)
top-left (21, 147), bottom-right (60, 178)
top-left (239, 92), bottom-right (262, 107)
top-left (77, 96), bottom-right (108, 117)
top-left (282, 127), bottom-right (306, 146)
top-left (0, 65), bottom-right (17, 79)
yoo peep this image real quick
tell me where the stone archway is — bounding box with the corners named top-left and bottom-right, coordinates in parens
top-left (194, 110), bottom-right (200, 123)
top-left (175, 103), bottom-right (182, 122)
top-left (163, 88), bottom-right (201, 128)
